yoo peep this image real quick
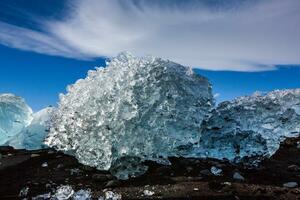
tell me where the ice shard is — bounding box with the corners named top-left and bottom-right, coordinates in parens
top-left (0, 94), bottom-right (33, 145)
top-left (8, 107), bottom-right (55, 150)
top-left (195, 89), bottom-right (300, 163)
top-left (45, 52), bottom-right (213, 179)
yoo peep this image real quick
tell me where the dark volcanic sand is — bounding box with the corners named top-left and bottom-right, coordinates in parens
top-left (0, 137), bottom-right (300, 199)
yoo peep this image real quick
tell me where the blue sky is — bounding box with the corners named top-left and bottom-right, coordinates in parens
top-left (0, 0), bottom-right (300, 111)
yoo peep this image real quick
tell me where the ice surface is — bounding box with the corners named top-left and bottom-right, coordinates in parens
top-left (54, 185), bottom-right (74, 200)
top-left (45, 52), bottom-right (213, 179)
top-left (0, 94), bottom-right (32, 145)
top-left (73, 189), bottom-right (92, 200)
top-left (104, 191), bottom-right (122, 200)
top-left (7, 107), bottom-right (55, 150)
top-left (193, 89), bottom-right (300, 163)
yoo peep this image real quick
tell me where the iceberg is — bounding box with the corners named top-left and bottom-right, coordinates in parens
top-left (45, 52), bottom-right (214, 179)
top-left (8, 107), bottom-right (55, 150)
top-left (0, 94), bottom-right (32, 145)
top-left (194, 89), bottom-right (300, 163)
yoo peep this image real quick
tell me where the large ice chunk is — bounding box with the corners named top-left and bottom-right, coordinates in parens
top-left (45, 52), bottom-right (213, 179)
top-left (194, 89), bottom-right (300, 162)
top-left (0, 94), bottom-right (33, 145)
top-left (8, 107), bottom-right (55, 150)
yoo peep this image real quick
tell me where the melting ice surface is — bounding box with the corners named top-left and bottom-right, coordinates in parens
top-left (0, 94), bottom-right (32, 145)
top-left (193, 89), bottom-right (300, 163)
top-left (7, 107), bottom-right (55, 150)
top-left (0, 93), bottom-right (54, 149)
top-left (45, 52), bottom-right (214, 179)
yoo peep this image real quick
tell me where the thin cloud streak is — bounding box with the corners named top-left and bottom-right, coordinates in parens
top-left (0, 0), bottom-right (299, 71)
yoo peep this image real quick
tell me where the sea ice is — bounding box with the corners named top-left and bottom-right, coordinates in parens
top-left (0, 94), bottom-right (32, 145)
top-left (45, 52), bottom-right (213, 179)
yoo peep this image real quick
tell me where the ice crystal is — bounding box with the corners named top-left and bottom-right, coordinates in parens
top-left (45, 52), bottom-right (213, 179)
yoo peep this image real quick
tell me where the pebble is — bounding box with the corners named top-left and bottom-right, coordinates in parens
top-left (105, 180), bottom-right (120, 188)
top-left (41, 162), bottom-right (48, 167)
top-left (283, 182), bottom-right (298, 188)
top-left (233, 172), bottom-right (245, 181)
top-left (287, 164), bottom-right (300, 172)
top-left (56, 164), bottom-right (64, 169)
top-left (186, 166), bottom-right (193, 173)
top-left (222, 182), bottom-right (232, 186)
top-left (82, 165), bottom-right (94, 171)
top-left (143, 189), bottom-right (155, 196)
top-left (200, 169), bottom-right (211, 176)
top-left (19, 187), bottom-right (29, 197)
top-left (30, 154), bottom-right (40, 158)
top-left (70, 168), bottom-right (82, 175)
top-left (47, 150), bottom-right (55, 154)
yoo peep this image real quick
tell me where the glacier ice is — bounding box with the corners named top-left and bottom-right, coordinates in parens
top-left (7, 107), bottom-right (55, 150)
top-left (193, 89), bottom-right (300, 162)
top-left (0, 94), bottom-right (32, 145)
top-left (45, 52), bottom-right (214, 179)
top-left (2, 53), bottom-right (299, 180)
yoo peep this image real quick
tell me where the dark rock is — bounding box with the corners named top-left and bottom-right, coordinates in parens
top-left (200, 169), bottom-right (211, 176)
top-left (0, 154), bottom-right (30, 170)
top-left (208, 181), bottom-right (224, 190)
top-left (92, 174), bottom-right (113, 182)
top-left (0, 146), bottom-right (14, 152)
top-left (82, 165), bottom-right (95, 171)
top-left (30, 154), bottom-right (40, 158)
top-left (233, 172), bottom-right (245, 181)
top-left (287, 164), bottom-right (300, 172)
top-left (186, 166), bottom-right (193, 173)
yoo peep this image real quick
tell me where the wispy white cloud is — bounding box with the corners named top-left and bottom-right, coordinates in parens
top-left (0, 0), bottom-right (299, 71)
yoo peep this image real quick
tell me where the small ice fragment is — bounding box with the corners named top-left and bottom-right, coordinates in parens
top-left (54, 185), bottom-right (74, 200)
top-left (210, 166), bottom-right (222, 176)
top-left (73, 189), bottom-right (92, 200)
top-left (143, 189), bottom-right (155, 196)
top-left (104, 191), bottom-right (122, 200)
top-left (19, 186), bottom-right (29, 197)
top-left (32, 192), bottom-right (51, 200)
top-left (283, 182), bottom-right (298, 188)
